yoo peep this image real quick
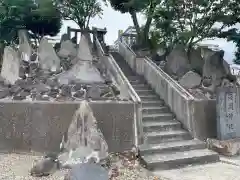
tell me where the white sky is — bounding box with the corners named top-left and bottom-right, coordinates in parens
top-left (58, 1), bottom-right (239, 64)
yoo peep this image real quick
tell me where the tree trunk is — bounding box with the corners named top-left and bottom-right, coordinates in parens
top-left (129, 9), bottom-right (141, 44)
top-left (142, 1), bottom-right (156, 47)
top-left (142, 17), bottom-right (152, 48)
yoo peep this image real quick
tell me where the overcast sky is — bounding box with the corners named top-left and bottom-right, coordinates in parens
top-left (58, 1), bottom-right (239, 64)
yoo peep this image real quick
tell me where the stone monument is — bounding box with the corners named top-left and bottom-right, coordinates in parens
top-left (38, 37), bottom-right (61, 72)
top-left (18, 29), bottom-right (32, 62)
top-left (216, 87), bottom-right (240, 140)
top-left (57, 33), bottom-right (104, 84)
top-left (1, 46), bottom-right (20, 84)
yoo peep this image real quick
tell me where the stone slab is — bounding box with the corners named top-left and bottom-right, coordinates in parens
top-left (216, 87), bottom-right (240, 140)
top-left (155, 162), bottom-right (240, 180)
top-left (18, 29), bottom-right (32, 62)
top-left (77, 34), bottom-right (93, 61)
top-left (65, 163), bottom-right (108, 180)
top-left (38, 37), bottom-right (60, 72)
top-left (1, 46), bottom-right (20, 84)
top-left (207, 138), bottom-right (240, 156)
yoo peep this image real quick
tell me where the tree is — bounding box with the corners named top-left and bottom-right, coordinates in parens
top-left (151, 0), bottom-right (240, 55)
top-left (0, 0), bottom-right (62, 45)
top-left (218, 29), bottom-right (240, 65)
top-left (55, 0), bottom-right (104, 30)
top-left (0, 0), bottom-right (35, 45)
top-left (108, 0), bottom-right (160, 47)
top-left (25, 0), bottom-right (62, 42)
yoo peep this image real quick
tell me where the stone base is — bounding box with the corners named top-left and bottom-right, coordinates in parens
top-left (206, 138), bottom-right (240, 156)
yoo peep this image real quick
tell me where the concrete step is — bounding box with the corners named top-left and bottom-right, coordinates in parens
top-left (139, 139), bottom-right (206, 155)
top-left (142, 106), bottom-right (170, 114)
top-left (142, 100), bottom-right (165, 107)
top-left (143, 120), bottom-right (181, 132)
top-left (130, 80), bottom-right (145, 85)
top-left (143, 113), bottom-right (174, 122)
top-left (141, 149), bottom-right (219, 170)
top-left (140, 94), bottom-right (159, 101)
top-left (135, 89), bottom-right (156, 96)
top-left (127, 76), bottom-right (143, 81)
top-left (132, 84), bottom-right (150, 90)
top-left (145, 130), bottom-right (192, 144)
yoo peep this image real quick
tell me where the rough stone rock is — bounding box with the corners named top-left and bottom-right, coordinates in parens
top-left (32, 83), bottom-right (50, 93)
top-left (19, 89), bottom-right (30, 97)
top-left (19, 66), bottom-right (27, 79)
top-left (0, 87), bottom-right (10, 99)
top-left (13, 94), bottom-right (26, 100)
top-left (159, 61), bottom-right (166, 69)
top-left (165, 46), bottom-right (190, 77)
top-left (61, 85), bottom-right (72, 96)
top-left (188, 88), bottom-right (207, 99)
top-left (54, 43), bottom-right (61, 52)
top-left (0, 76), bottom-right (5, 84)
top-left (73, 90), bottom-right (85, 99)
top-left (30, 53), bottom-right (38, 62)
top-left (202, 78), bottom-right (212, 87)
top-left (151, 49), bottom-right (166, 64)
top-left (48, 88), bottom-right (59, 98)
top-left (63, 163), bottom-right (108, 180)
top-left (189, 48), bottom-right (204, 75)
top-left (221, 78), bottom-right (234, 87)
top-left (38, 37), bottom-right (61, 72)
top-left (36, 94), bottom-right (50, 101)
top-left (202, 49), bottom-right (228, 87)
top-left (1, 46), bottom-right (20, 84)
top-left (87, 85), bottom-right (102, 99)
top-left (45, 78), bottom-right (58, 88)
top-left (71, 36), bottom-right (77, 44)
top-left (18, 29), bottom-right (32, 62)
top-left (10, 85), bottom-right (22, 95)
top-left (58, 40), bottom-right (77, 58)
top-left (179, 71), bottom-right (202, 89)
top-left (207, 138), bottom-right (240, 156)
top-left (30, 157), bottom-right (60, 177)
top-left (73, 83), bottom-right (82, 91)
top-left (60, 58), bottom-right (72, 71)
top-left (60, 34), bottom-right (70, 43)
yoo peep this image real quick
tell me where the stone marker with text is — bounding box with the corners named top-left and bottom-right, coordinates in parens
top-left (217, 87), bottom-right (240, 140)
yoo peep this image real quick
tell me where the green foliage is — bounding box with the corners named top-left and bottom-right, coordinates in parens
top-left (108, 0), bottom-right (160, 48)
top-left (25, 0), bottom-right (62, 38)
top-left (222, 30), bottom-right (240, 65)
top-left (55, 0), bottom-right (104, 29)
top-left (108, 0), bottom-right (147, 13)
top-left (0, 0), bottom-right (62, 45)
top-left (151, 0), bottom-right (240, 52)
top-left (0, 0), bottom-right (34, 44)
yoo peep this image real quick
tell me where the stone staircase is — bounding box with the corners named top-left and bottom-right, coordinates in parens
top-left (111, 51), bottom-right (219, 171)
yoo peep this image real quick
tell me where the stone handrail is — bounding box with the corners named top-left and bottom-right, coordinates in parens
top-left (117, 39), bottom-right (137, 71)
top-left (94, 36), bottom-right (143, 147)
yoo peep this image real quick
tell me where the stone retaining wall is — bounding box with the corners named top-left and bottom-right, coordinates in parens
top-left (0, 100), bottom-right (134, 153)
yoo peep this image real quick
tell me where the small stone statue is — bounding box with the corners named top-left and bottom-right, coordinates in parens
top-left (30, 156), bottom-right (60, 177)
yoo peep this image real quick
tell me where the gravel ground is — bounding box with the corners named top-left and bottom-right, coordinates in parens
top-left (0, 152), bottom-right (160, 180)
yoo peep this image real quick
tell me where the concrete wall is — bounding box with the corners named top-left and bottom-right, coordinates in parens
top-left (190, 100), bottom-right (217, 140)
top-left (0, 101), bottom-right (134, 153)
